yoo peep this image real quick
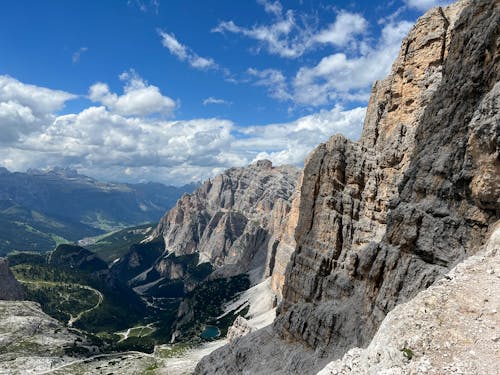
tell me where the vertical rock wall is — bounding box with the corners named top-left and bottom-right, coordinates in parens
top-left (152, 160), bottom-right (299, 278)
top-left (196, 1), bottom-right (499, 373)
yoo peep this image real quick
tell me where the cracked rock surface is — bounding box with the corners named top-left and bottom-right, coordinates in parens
top-left (196, 1), bottom-right (499, 373)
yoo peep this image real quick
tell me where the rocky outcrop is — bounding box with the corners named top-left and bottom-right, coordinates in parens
top-left (152, 160), bottom-right (299, 279)
top-left (196, 1), bottom-right (499, 373)
top-left (0, 301), bottom-right (88, 372)
top-left (0, 258), bottom-right (25, 300)
top-left (318, 222), bottom-right (500, 375)
top-left (227, 316), bottom-right (255, 343)
top-left (265, 176), bottom-right (302, 301)
top-left (0, 300), bottom-right (161, 374)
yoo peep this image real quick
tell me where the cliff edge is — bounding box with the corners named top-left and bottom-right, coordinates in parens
top-left (196, 0), bottom-right (499, 373)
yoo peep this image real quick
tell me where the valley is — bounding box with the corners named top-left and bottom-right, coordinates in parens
top-left (0, 168), bottom-right (194, 256)
top-left (0, 0), bottom-right (498, 374)
top-left (5, 240), bottom-right (253, 357)
top-left (0, 160), bottom-right (299, 372)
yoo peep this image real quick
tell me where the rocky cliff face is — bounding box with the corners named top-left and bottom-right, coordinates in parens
top-left (265, 176), bottom-right (302, 301)
top-left (0, 258), bottom-right (25, 300)
top-left (152, 160), bottom-right (299, 279)
top-left (196, 1), bottom-right (499, 373)
top-left (318, 222), bottom-right (500, 375)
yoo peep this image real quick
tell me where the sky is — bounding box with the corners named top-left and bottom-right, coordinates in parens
top-left (0, 0), bottom-right (452, 185)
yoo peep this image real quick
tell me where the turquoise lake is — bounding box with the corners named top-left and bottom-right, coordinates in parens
top-left (200, 325), bottom-right (220, 340)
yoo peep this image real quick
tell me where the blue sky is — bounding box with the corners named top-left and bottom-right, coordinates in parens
top-left (0, 0), bottom-right (451, 184)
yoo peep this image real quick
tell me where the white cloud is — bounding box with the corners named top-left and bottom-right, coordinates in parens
top-left (158, 30), bottom-right (217, 70)
top-left (314, 12), bottom-right (368, 46)
top-left (158, 31), bottom-right (187, 60)
top-left (257, 0), bottom-right (283, 17)
top-left (235, 105), bottom-right (365, 165)
top-left (210, 1), bottom-right (414, 108)
top-left (213, 10), bottom-right (308, 59)
top-left (203, 97), bottom-right (232, 106)
top-left (247, 68), bottom-right (291, 101)
top-left (0, 75), bottom-right (365, 185)
top-left (0, 75), bottom-right (75, 115)
top-left (213, 2), bottom-right (368, 59)
top-left (0, 75), bottom-right (75, 143)
top-left (72, 47), bottom-right (88, 64)
top-left (292, 20), bottom-right (413, 106)
top-left (88, 70), bottom-right (176, 117)
top-left (404, 0), bottom-right (453, 11)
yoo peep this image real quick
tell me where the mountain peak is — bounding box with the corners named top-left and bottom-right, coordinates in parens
top-left (252, 159), bottom-right (273, 169)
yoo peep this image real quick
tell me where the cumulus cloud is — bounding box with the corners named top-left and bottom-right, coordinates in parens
top-left (88, 70), bottom-right (176, 117)
top-left (404, 0), bottom-right (453, 11)
top-left (158, 29), bottom-right (217, 70)
top-left (0, 75), bottom-right (365, 185)
top-left (235, 105), bottom-right (365, 165)
top-left (202, 97), bottom-right (232, 106)
top-left (0, 75), bottom-right (76, 114)
top-left (314, 12), bottom-right (368, 46)
top-left (0, 75), bottom-right (76, 143)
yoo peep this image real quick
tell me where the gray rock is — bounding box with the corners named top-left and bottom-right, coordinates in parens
top-left (318, 223), bottom-right (500, 374)
top-left (152, 160), bottom-right (299, 279)
top-left (0, 259), bottom-right (25, 301)
top-left (196, 1), bottom-right (500, 373)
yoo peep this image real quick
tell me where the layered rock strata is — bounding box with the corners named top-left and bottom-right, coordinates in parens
top-left (265, 176), bottom-right (302, 301)
top-left (196, 0), bottom-right (499, 373)
top-left (152, 160), bottom-right (299, 280)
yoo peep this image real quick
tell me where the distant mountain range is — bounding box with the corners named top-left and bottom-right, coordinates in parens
top-left (0, 167), bottom-right (195, 256)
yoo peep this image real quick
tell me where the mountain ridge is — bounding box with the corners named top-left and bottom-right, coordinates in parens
top-left (0, 167), bottom-right (195, 256)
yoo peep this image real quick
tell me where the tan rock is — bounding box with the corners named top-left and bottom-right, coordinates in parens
top-left (196, 1), bottom-right (500, 374)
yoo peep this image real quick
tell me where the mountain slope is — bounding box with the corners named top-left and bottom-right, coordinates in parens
top-left (0, 258), bottom-right (25, 300)
top-left (126, 160), bottom-right (299, 295)
top-left (152, 160), bottom-right (299, 274)
top-left (0, 167), bottom-right (194, 256)
top-left (196, 1), bottom-right (499, 373)
top-left (110, 160), bottom-right (300, 343)
top-left (318, 223), bottom-right (499, 374)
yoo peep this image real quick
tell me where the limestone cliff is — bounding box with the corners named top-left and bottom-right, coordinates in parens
top-left (196, 0), bottom-right (499, 373)
top-left (151, 160), bottom-right (299, 280)
top-left (264, 174), bottom-right (302, 301)
top-left (0, 258), bottom-right (24, 300)
top-left (318, 222), bottom-right (499, 375)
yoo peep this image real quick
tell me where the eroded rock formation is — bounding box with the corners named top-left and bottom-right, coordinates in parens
top-left (152, 160), bottom-right (299, 280)
top-left (196, 0), bottom-right (499, 373)
top-left (318, 222), bottom-right (500, 375)
top-left (0, 258), bottom-right (25, 300)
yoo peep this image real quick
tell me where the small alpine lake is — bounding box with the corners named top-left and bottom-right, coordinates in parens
top-left (200, 325), bottom-right (220, 340)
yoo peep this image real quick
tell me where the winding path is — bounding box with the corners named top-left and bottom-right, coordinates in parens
top-left (18, 279), bottom-right (104, 326)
